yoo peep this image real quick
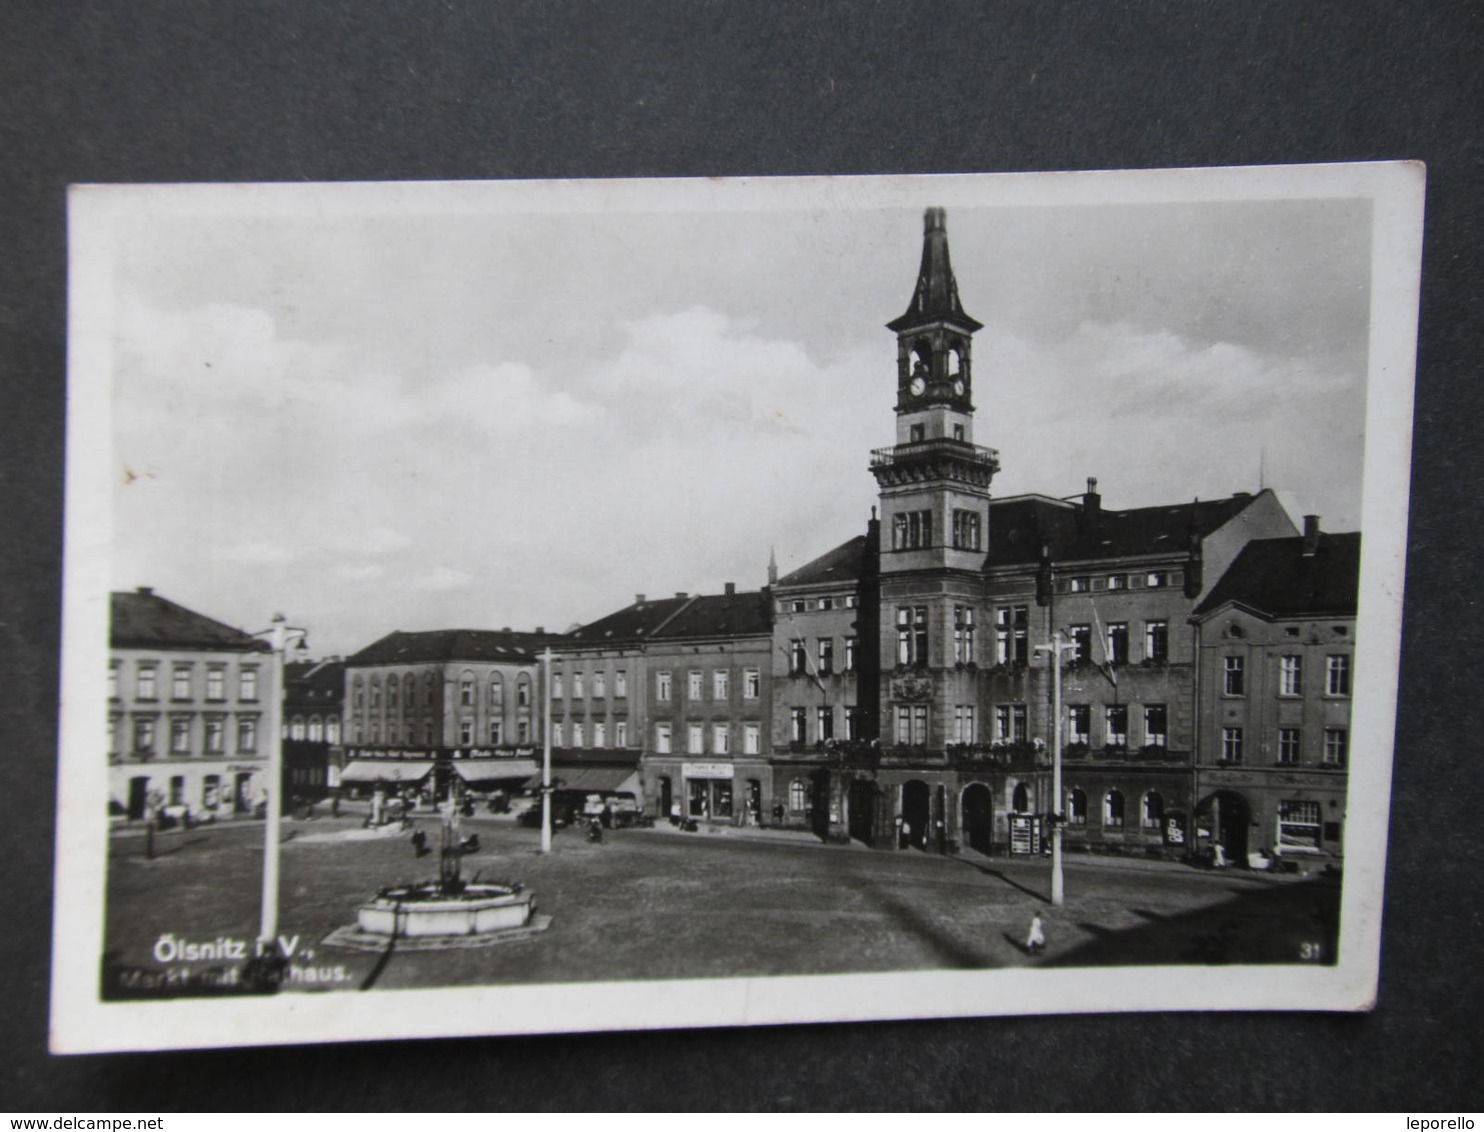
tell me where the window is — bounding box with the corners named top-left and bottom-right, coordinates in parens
top-left (1104, 790), bottom-right (1126, 828)
top-left (551, 722), bottom-right (565, 747)
top-left (307, 716), bottom-right (323, 742)
top-left (897, 606), bottom-right (929, 666)
top-left (571, 722), bottom-right (584, 748)
top-left (369, 679), bottom-right (381, 708)
top-left (552, 673), bottom-right (564, 699)
top-left (615, 669), bottom-right (627, 698)
top-left (170, 718), bottom-right (191, 754)
top-left (172, 666), bottom-right (192, 700)
top-left (387, 679), bottom-right (400, 709)
top-left (817, 639), bottom-right (834, 675)
top-left (424, 674), bottom-right (436, 706)
top-left (460, 675), bottom-right (474, 706)
top-left (744, 723), bottom-right (760, 754)
top-left (1105, 705), bottom-right (1128, 747)
top-left (459, 719), bottom-right (474, 745)
top-left (572, 672), bottom-right (584, 698)
top-left (593, 672), bottom-right (606, 698)
top-left (403, 673), bottom-right (414, 705)
top-left (517, 720), bottom-right (529, 743)
top-left (1107, 574), bottom-right (1126, 591)
top-left (952, 508), bottom-right (982, 551)
top-left (845, 594), bottom-right (859, 609)
top-left (688, 671), bottom-right (703, 701)
top-left (134, 718), bottom-right (156, 753)
top-left (790, 707), bottom-right (807, 745)
top-left (1279, 799), bottom-right (1323, 850)
top-left (713, 669), bottom-right (729, 699)
top-left (790, 639), bottom-right (808, 675)
top-left (109, 663), bottom-right (120, 699)
top-left (491, 675), bottom-right (503, 705)
top-left (1142, 791), bottom-right (1165, 829)
top-left (953, 705), bottom-right (977, 744)
top-left (1068, 705), bottom-right (1090, 745)
top-left (789, 780), bottom-right (808, 812)
top-left (1323, 728), bottom-right (1348, 766)
top-left (205, 718), bottom-right (224, 753)
top-left (655, 723), bottom-right (671, 753)
top-left (953, 606), bottom-right (976, 664)
top-left (817, 596), bottom-right (834, 611)
top-left (687, 723), bottom-right (704, 755)
top-left (952, 424), bottom-right (965, 441)
top-left (489, 720), bottom-right (503, 745)
top-left (1145, 571), bottom-right (1168, 588)
top-left (517, 678), bottom-right (531, 707)
top-left (844, 638), bottom-right (858, 673)
top-left (656, 671), bottom-right (672, 701)
top-left (352, 677), bottom-right (364, 708)
top-left (1280, 655), bottom-right (1302, 696)
top-left (169, 775), bottom-right (185, 805)
top-left (995, 605), bottom-right (1028, 664)
top-left (817, 707), bottom-right (834, 742)
top-left (289, 715), bottom-right (306, 740)
top-left (1222, 727), bottom-right (1244, 763)
top-left (895, 705), bottom-right (929, 746)
top-left (1105, 622), bottom-right (1129, 665)
top-left (1278, 728), bottom-right (1301, 765)
top-left (1069, 576), bottom-right (1090, 593)
top-left (137, 665), bottom-right (159, 701)
top-left (845, 708), bottom-right (862, 741)
top-left (237, 718), bottom-right (257, 753)
top-left (615, 721), bottom-right (627, 747)
top-left (713, 724), bottom-right (729, 754)
top-left (909, 423), bottom-right (925, 443)
top-left (1067, 788), bottom-right (1088, 825)
top-left (1326, 655), bottom-right (1351, 696)
top-left (1223, 655), bottom-right (1245, 696)
top-left (892, 509), bottom-right (932, 550)
top-left (202, 774), bottom-right (220, 809)
top-left (1069, 624), bottom-right (1092, 663)
top-left (791, 600), bottom-right (807, 613)
top-left (994, 704), bottom-right (1028, 743)
top-left (743, 668), bottom-right (760, 699)
top-left (1143, 704), bottom-right (1167, 748)
top-left (1144, 621), bottom-right (1168, 663)
top-left (326, 717), bottom-right (340, 744)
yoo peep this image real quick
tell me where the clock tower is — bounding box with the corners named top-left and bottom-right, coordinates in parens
top-left (871, 207), bottom-right (999, 576)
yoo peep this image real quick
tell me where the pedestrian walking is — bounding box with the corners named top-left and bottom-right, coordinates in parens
top-left (1025, 912), bottom-right (1046, 953)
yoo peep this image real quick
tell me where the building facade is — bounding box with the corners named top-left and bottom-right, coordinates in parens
top-left (108, 587), bottom-right (275, 822)
top-left (282, 658), bottom-right (345, 804)
top-left (339, 628), bottom-right (558, 797)
top-left (1191, 521), bottom-right (1358, 866)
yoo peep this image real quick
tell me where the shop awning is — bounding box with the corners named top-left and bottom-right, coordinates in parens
top-left (522, 766), bottom-right (640, 794)
top-left (338, 760), bottom-right (436, 785)
top-left (453, 759), bottom-right (539, 784)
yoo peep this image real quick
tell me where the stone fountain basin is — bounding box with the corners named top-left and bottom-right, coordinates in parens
top-left (357, 883), bottom-right (535, 937)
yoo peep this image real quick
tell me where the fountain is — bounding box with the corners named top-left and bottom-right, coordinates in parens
top-left (325, 787), bottom-right (548, 952)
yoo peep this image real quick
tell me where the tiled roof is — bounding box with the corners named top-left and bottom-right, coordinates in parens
top-left (346, 629), bottom-right (560, 667)
top-left (1194, 532), bottom-right (1361, 619)
top-left (285, 659), bottom-right (345, 706)
top-left (566, 595), bottom-right (695, 647)
top-left (110, 589), bottom-right (269, 652)
top-left (776, 535), bottom-right (870, 588)
top-left (651, 590), bottom-right (772, 640)
top-left (983, 492), bottom-right (1262, 568)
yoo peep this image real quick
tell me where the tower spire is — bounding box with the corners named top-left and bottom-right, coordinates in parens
top-left (888, 207), bottom-right (983, 333)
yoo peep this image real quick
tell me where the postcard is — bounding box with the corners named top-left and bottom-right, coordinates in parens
top-left (54, 163), bottom-right (1424, 1052)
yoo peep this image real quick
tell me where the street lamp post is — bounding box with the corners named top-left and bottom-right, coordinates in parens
top-left (541, 646), bottom-right (554, 854)
top-left (1036, 629), bottom-right (1077, 907)
top-left (255, 612), bottom-right (307, 953)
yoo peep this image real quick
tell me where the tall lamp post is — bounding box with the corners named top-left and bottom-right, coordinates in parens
top-left (540, 646), bottom-right (554, 854)
top-left (254, 612), bottom-right (308, 953)
top-left (1035, 629), bottom-right (1077, 907)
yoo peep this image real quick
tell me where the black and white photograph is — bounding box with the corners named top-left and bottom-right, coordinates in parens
top-left (54, 165), bottom-right (1423, 1053)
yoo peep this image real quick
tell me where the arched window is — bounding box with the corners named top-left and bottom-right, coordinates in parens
top-left (402, 673), bottom-right (414, 707)
top-left (326, 717), bottom-right (341, 744)
top-left (307, 715), bottom-right (323, 742)
top-left (387, 677), bottom-right (398, 708)
top-left (1012, 782), bottom-right (1029, 813)
top-left (1142, 791), bottom-right (1165, 829)
top-left (1104, 790), bottom-right (1126, 828)
top-left (289, 715), bottom-right (306, 740)
top-left (490, 674), bottom-right (503, 706)
top-left (1067, 788), bottom-right (1088, 825)
top-left (423, 672), bottom-right (435, 706)
top-left (517, 676), bottom-right (531, 708)
top-left (352, 676), bottom-right (364, 708)
top-left (459, 671), bottom-right (476, 706)
top-left (789, 779), bottom-right (808, 812)
top-left (369, 676), bottom-right (381, 708)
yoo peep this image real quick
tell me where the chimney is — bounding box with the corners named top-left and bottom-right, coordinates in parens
top-left (535, 626), bottom-right (545, 634)
top-left (635, 594), bottom-right (646, 605)
top-left (675, 592), bottom-right (688, 599)
top-left (136, 585), bottom-right (154, 595)
top-left (725, 582), bottom-right (736, 596)
top-left (1085, 476), bottom-right (1101, 513)
top-left (1302, 515), bottom-right (1321, 556)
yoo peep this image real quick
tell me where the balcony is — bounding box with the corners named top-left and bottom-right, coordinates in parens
top-left (869, 438), bottom-right (1000, 486)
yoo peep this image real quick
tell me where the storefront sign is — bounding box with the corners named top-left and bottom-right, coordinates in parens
top-left (682, 762), bottom-right (733, 778)
top-left (1009, 814), bottom-right (1042, 855)
top-left (1164, 812), bottom-right (1188, 846)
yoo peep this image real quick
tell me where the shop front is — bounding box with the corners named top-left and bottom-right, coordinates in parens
top-left (684, 761), bottom-right (735, 822)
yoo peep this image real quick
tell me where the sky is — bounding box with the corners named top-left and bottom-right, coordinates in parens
top-left (99, 177), bottom-right (1374, 657)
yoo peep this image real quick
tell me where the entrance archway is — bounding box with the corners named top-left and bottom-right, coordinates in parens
top-left (961, 782), bottom-right (993, 853)
top-left (848, 777), bottom-right (880, 844)
top-left (901, 779), bottom-right (931, 850)
top-left (1012, 781), bottom-right (1030, 813)
top-left (1196, 790), bottom-right (1251, 863)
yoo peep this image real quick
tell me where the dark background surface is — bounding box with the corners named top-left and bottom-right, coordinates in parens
top-left (2, 0), bottom-right (1479, 1112)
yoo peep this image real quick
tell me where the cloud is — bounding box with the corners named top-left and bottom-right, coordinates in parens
top-left (410, 566), bottom-right (475, 592)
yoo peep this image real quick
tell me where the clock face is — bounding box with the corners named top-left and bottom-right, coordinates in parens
top-left (953, 378), bottom-right (966, 396)
top-left (909, 375), bottom-right (926, 396)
